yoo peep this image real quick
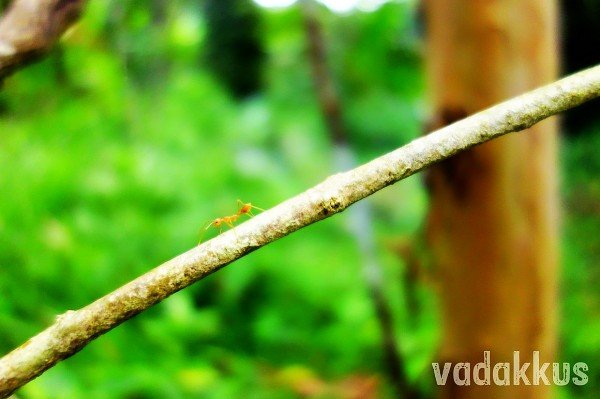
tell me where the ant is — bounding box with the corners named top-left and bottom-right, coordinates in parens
top-left (199, 200), bottom-right (265, 242)
top-left (203, 214), bottom-right (239, 234)
top-left (236, 199), bottom-right (265, 218)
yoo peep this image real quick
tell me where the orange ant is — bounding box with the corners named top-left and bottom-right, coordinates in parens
top-left (204, 214), bottom-right (239, 234)
top-left (199, 199), bottom-right (265, 243)
top-left (236, 199), bottom-right (265, 218)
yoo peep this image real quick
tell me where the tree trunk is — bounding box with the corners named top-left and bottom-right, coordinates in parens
top-left (425, 1), bottom-right (558, 398)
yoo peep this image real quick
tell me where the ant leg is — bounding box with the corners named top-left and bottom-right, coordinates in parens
top-left (199, 221), bottom-right (214, 244)
top-left (205, 221), bottom-right (216, 230)
top-left (246, 205), bottom-right (265, 218)
top-left (225, 220), bottom-right (238, 239)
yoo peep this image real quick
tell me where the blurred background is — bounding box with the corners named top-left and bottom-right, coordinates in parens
top-left (0, 0), bottom-right (598, 398)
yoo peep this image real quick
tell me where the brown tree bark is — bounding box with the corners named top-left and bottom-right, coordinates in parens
top-left (0, 0), bottom-right (86, 82)
top-left (425, 1), bottom-right (559, 398)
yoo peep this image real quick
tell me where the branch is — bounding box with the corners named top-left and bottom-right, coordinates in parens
top-left (0, 0), bottom-right (86, 82)
top-left (301, 3), bottom-right (416, 397)
top-left (1, 65), bottom-right (599, 397)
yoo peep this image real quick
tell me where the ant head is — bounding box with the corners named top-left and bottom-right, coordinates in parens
top-left (212, 219), bottom-right (223, 226)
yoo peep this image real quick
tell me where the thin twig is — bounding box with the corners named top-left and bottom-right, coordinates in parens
top-left (0, 65), bottom-right (599, 397)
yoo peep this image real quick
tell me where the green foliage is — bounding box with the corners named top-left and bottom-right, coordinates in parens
top-left (561, 123), bottom-right (600, 399)
top-left (0, 2), bottom-right (433, 398)
top-left (203, 0), bottom-right (265, 98)
top-left (1, 1), bottom-right (595, 398)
